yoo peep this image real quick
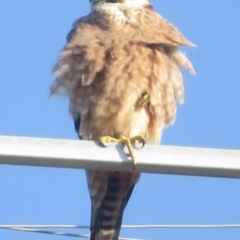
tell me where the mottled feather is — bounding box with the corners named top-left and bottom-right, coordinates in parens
top-left (51, 0), bottom-right (195, 239)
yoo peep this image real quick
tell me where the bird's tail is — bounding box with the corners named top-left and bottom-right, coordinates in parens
top-left (89, 172), bottom-right (137, 240)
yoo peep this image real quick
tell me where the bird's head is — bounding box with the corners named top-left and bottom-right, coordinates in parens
top-left (89, 0), bottom-right (151, 9)
top-left (89, 0), bottom-right (152, 29)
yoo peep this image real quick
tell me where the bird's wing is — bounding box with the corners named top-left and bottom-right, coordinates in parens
top-left (50, 14), bottom-right (107, 97)
top-left (136, 8), bottom-right (196, 47)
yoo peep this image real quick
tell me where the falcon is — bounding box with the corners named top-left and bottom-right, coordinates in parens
top-left (50, 0), bottom-right (195, 239)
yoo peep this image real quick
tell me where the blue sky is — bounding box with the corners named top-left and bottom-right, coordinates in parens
top-left (0, 0), bottom-right (240, 239)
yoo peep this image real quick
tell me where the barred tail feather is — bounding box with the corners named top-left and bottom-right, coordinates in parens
top-left (90, 174), bottom-right (136, 240)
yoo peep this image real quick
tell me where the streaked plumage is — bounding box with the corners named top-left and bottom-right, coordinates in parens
top-left (51, 0), bottom-right (195, 239)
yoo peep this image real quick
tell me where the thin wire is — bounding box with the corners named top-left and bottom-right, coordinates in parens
top-left (122, 224), bottom-right (240, 229)
top-left (0, 227), bottom-right (88, 238)
top-left (0, 225), bottom-right (88, 229)
top-left (1, 224), bottom-right (239, 240)
top-left (1, 224), bottom-right (240, 229)
top-left (0, 226), bottom-right (147, 240)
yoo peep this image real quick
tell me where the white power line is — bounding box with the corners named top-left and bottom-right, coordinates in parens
top-left (0, 135), bottom-right (240, 178)
top-left (1, 224), bottom-right (240, 240)
top-left (1, 224), bottom-right (240, 229)
top-left (0, 226), bottom-right (147, 240)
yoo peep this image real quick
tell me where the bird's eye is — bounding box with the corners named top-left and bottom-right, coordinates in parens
top-left (106, 0), bottom-right (118, 3)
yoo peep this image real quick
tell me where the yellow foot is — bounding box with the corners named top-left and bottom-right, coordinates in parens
top-left (137, 93), bottom-right (150, 108)
top-left (99, 135), bottom-right (145, 169)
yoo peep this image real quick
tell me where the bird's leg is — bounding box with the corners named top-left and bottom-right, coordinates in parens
top-left (137, 93), bottom-right (150, 108)
top-left (99, 135), bottom-right (145, 168)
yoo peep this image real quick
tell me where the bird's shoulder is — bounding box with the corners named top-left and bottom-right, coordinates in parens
top-left (129, 7), bottom-right (195, 47)
top-left (67, 8), bottom-right (195, 49)
top-left (66, 14), bottom-right (97, 42)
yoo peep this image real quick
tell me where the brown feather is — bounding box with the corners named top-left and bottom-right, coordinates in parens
top-left (51, 1), bottom-right (195, 239)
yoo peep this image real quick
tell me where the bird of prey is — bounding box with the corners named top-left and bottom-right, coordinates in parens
top-left (50, 0), bottom-right (195, 239)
